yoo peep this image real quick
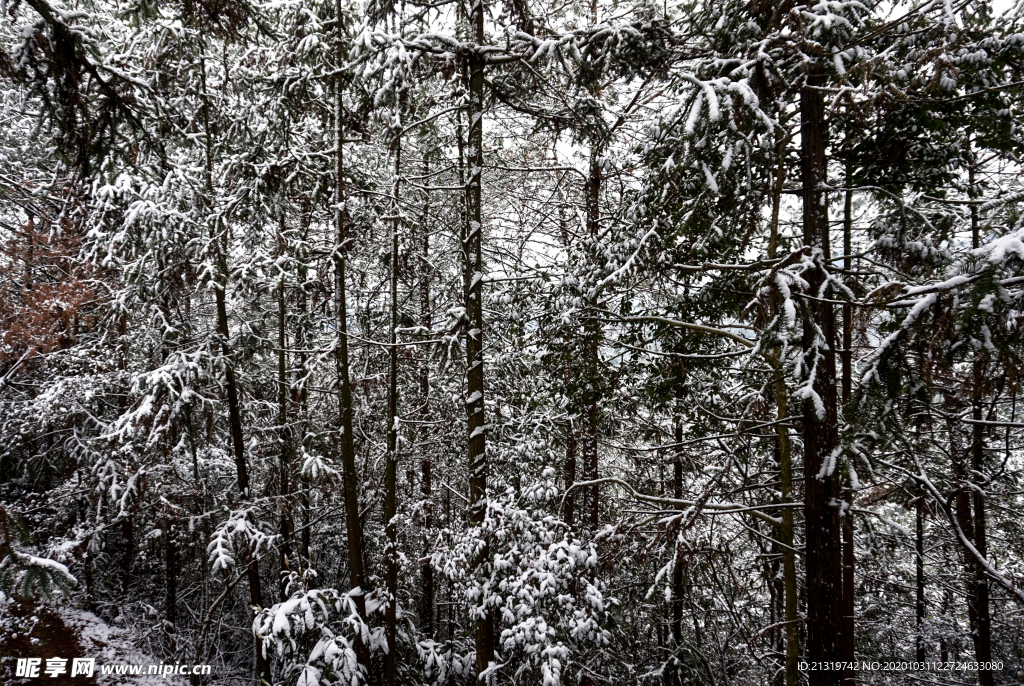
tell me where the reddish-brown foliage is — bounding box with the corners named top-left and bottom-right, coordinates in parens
top-left (0, 213), bottom-right (98, 365)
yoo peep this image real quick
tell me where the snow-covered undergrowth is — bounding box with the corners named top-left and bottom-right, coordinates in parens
top-left (0, 595), bottom-right (188, 685)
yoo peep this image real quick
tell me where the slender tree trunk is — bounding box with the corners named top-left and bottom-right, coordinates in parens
top-left (215, 197), bottom-right (269, 686)
top-left (800, 69), bottom-right (841, 686)
top-left (296, 201), bottom-right (312, 563)
top-left (969, 160), bottom-right (994, 686)
top-left (774, 374), bottom-right (799, 686)
top-left (668, 415), bottom-right (684, 686)
top-left (671, 417), bottom-right (684, 649)
top-left (840, 175), bottom-right (856, 686)
top-left (564, 425), bottom-right (576, 527)
top-left (418, 161), bottom-right (435, 641)
top-left (452, 98), bottom-right (467, 686)
top-left (583, 145), bottom-right (602, 530)
top-left (840, 181), bottom-right (853, 404)
top-left (916, 493), bottom-right (926, 662)
top-left (971, 377), bottom-right (993, 685)
top-left (333, 17), bottom-right (372, 677)
top-left (384, 109), bottom-right (403, 686)
top-left (83, 547), bottom-right (95, 612)
top-left (200, 57), bottom-right (271, 686)
top-left (121, 517), bottom-right (133, 595)
top-left (940, 546), bottom-right (952, 663)
top-left (557, 185), bottom-right (577, 531)
top-left (120, 313), bottom-right (133, 596)
top-left (466, 2), bottom-right (494, 678)
top-left (445, 468), bottom-right (454, 675)
top-left (583, 405), bottom-right (599, 528)
top-left (769, 554), bottom-right (784, 686)
top-left (278, 216), bottom-right (294, 601)
top-left (165, 518), bottom-right (177, 629)
top-left (945, 405), bottom-right (980, 655)
top-left (216, 287), bottom-right (251, 505)
top-left (769, 133), bottom-right (799, 686)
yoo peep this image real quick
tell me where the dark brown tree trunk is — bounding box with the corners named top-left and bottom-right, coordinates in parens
top-left (201, 56), bottom-right (271, 683)
top-left (969, 161), bottom-right (994, 686)
top-left (556, 179), bottom-right (577, 531)
top-left (946, 407), bottom-right (980, 655)
top-left (583, 405), bottom-right (599, 529)
top-left (296, 203), bottom-right (312, 564)
top-left (916, 493), bottom-right (925, 662)
top-left (121, 517), bottom-right (133, 595)
top-left (451, 98), bottom-right (467, 685)
top-left (384, 112), bottom-right (402, 686)
top-left (418, 162), bottom-right (435, 641)
top-left (665, 418), bottom-right (685, 686)
top-left (165, 519), bottom-right (177, 629)
top-left (466, 2), bottom-right (494, 679)
top-left (940, 548), bottom-right (952, 663)
top-left (841, 184), bottom-right (853, 405)
top-left (583, 146), bottom-right (602, 531)
top-left (971, 377), bottom-right (993, 686)
top-left (216, 295), bottom-right (250, 503)
top-left (277, 218), bottom-right (293, 602)
top-left (419, 447), bottom-right (434, 636)
top-left (769, 134), bottom-right (799, 686)
top-left (333, 18), bottom-right (372, 676)
top-left (564, 426), bottom-right (576, 527)
top-left (83, 548), bottom-right (95, 612)
top-left (800, 69), bottom-right (842, 686)
top-left (213, 245), bottom-right (270, 685)
top-left (839, 175), bottom-right (856, 686)
top-left (671, 418), bottom-right (684, 649)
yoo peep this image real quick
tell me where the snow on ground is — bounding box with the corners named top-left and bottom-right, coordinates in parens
top-left (0, 595), bottom-right (189, 686)
top-left (59, 609), bottom-right (190, 686)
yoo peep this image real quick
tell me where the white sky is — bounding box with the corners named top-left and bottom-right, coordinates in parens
top-left (993, 0), bottom-right (1015, 15)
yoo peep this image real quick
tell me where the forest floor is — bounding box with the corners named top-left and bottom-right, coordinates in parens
top-left (0, 597), bottom-right (187, 685)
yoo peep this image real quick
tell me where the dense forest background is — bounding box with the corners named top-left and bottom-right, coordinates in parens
top-left (1, 0), bottom-right (1023, 683)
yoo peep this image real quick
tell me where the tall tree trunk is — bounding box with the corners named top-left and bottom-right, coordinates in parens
top-left (120, 314), bottom-right (133, 597)
top-left (278, 216), bottom-right (294, 601)
top-left (165, 518), bottom-right (177, 629)
top-left (557, 183), bottom-right (577, 531)
top-left (800, 69), bottom-right (841, 686)
top-left (83, 547), bottom-right (95, 612)
top-left (445, 465), bottom-right (455, 667)
top-left (940, 546), bottom-right (952, 663)
top-left (333, 16), bottom-right (372, 677)
top-left (215, 167), bottom-right (269, 686)
top-left (296, 201), bottom-right (312, 563)
top-left (384, 108), bottom-right (402, 686)
top-left (200, 57), bottom-right (271, 686)
top-left (564, 425), bottom-right (576, 527)
top-left (121, 517), bottom-right (133, 595)
top-left (915, 492), bottom-right (925, 662)
top-left (583, 405), bottom-right (599, 528)
top-left (216, 282), bottom-right (252, 507)
top-left (945, 405), bottom-right (980, 657)
top-left (581, 0), bottom-right (603, 534)
top-left (582, 144), bottom-right (602, 530)
top-left (669, 415), bottom-right (684, 686)
top-left (452, 98), bottom-right (467, 685)
top-left (418, 161), bottom-right (435, 641)
top-left (466, 1), bottom-right (494, 678)
top-left (840, 184), bottom-right (853, 402)
top-left (774, 374), bottom-right (799, 686)
top-left (970, 396), bottom-right (993, 686)
top-left (840, 174), bottom-right (856, 686)
top-left (671, 417), bottom-right (684, 648)
top-left (969, 160), bottom-right (994, 686)
top-left (769, 133), bottom-right (799, 686)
